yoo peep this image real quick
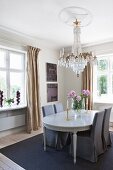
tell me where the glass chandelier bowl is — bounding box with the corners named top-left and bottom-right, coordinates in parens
top-left (58, 6), bottom-right (97, 77)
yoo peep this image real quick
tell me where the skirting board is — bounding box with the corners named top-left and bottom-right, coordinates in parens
top-left (0, 114), bottom-right (25, 132)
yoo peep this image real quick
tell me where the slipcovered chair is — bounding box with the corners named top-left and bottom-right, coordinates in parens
top-left (54, 103), bottom-right (71, 147)
top-left (76, 111), bottom-right (105, 162)
top-left (42, 104), bottom-right (69, 149)
top-left (102, 107), bottom-right (112, 151)
top-left (54, 103), bottom-right (64, 113)
top-left (42, 105), bottom-right (58, 148)
top-left (42, 104), bottom-right (55, 117)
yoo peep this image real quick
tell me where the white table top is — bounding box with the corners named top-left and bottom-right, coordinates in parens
top-left (43, 110), bottom-right (98, 132)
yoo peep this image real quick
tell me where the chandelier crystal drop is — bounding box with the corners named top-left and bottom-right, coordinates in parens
top-left (58, 7), bottom-right (97, 77)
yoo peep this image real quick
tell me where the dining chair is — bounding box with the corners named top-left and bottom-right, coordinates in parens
top-left (42, 104), bottom-right (56, 117)
top-left (54, 103), bottom-right (64, 113)
top-left (76, 111), bottom-right (105, 162)
top-left (54, 103), bottom-right (71, 148)
top-left (42, 104), bottom-right (70, 149)
top-left (102, 107), bottom-right (112, 151)
top-left (42, 105), bottom-right (58, 148)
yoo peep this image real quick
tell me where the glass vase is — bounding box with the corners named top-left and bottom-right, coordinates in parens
top-left (72, 99), bottom-right (81, 111)
top-left (72, 98), bottom-right (85, 112)
top-left (81, 98), bottom-right (85, 110)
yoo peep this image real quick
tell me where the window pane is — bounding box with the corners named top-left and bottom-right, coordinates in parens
top-left (10, 72), bottom-right (25, 104)
top-left (97, 59), bottom-right (108, 71)
top-left (97, 75), bottom-right (107, 96)
top-left (112, 75), bottom-right (113, 94)
top-left (110, 57), bottom-right (113, 70)
top-left (0, 71), bottom-right (7, 98)
top-left (0, 50), bottom-right (6, 68)
top-left (10, 52), bottom-right (24, 70)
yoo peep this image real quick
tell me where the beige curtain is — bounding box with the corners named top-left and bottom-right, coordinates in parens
top-left (26, 46), bottom-right (41, 133)
top-left (82, 63), bottom-right (93, 110)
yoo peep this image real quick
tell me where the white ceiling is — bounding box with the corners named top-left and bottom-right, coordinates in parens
top-left (0, 0), bottom-right (113, 48)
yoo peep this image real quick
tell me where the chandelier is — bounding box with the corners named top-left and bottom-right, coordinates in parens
top-left (58, 7), bottom-right (97, 77)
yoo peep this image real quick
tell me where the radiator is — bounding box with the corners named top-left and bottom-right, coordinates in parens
top-left (93, 103), bottom-right (113, 122)
top-left (0, 114), bottom-right (25, 132)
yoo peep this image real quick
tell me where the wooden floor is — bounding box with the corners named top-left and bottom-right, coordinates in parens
top-left (0, 128), bottom-right (43, 170)
top-left (0, 153), bottom-right (25, 170)
top-left (0, 128), bottom-right (43, 149)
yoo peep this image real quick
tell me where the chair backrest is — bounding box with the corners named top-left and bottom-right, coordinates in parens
top-left (54, 103), bottom-right (64, 113)
top-left (102, 107), bottom-right (112, 139)
top-left (90, 111), bottom-right (105, 155)
top-left (91, 111), bottom-right (105, 140)
top-left (42, 105), bottom-right (55, 117)
top-left (102, 107), bottom-right (112, 145)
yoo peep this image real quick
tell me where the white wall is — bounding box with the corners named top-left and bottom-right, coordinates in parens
top-left (82, 41), bottom-right (113, 55)
top-left (63, 68), bottom-right (82, 109)
top-left (0, 29), bottom-right (65, 136)
top-left (38, 48), bottom-right (65, 107)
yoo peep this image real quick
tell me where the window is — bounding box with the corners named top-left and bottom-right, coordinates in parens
top-left (0, 47), bottom-right (26, 106)
top-left (93, 54), bottom-right (113, 103)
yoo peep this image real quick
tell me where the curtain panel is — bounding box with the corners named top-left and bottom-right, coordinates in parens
top-left (26, 46), bottom-right (41, 133)
top-left (82, 63), bottom-right (93, 110)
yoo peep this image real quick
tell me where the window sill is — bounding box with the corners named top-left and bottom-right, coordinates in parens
top-left (0, 105), bottom-right (27, 112)
top-left (94, 101), bottom-right (113, 104)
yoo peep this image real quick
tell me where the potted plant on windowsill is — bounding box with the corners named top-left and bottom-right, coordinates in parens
top-left (5, 98), bottom-right (14, 107)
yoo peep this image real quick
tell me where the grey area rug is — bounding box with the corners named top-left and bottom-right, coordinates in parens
top-left (0, 133), bottom-right (113, 170)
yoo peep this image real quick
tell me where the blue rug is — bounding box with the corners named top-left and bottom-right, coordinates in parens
top-left (0, 133), bottom-right (113, 170)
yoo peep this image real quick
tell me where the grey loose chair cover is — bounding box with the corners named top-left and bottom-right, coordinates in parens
top-left (42, 104), bottom-right (69, 149)
top-left (76, 111), bottom-right (105, 162)
top-left (54, 103), bottom-right (64, 113)
top-left (102, 107), bottom-right (112, 151)
top-left (54, 103), bottom-right (71, 148)
top-left (42, 105), bottom-right (58, 148)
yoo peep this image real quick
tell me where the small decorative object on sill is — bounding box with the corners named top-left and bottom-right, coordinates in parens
top-left (16, 91), bottom-right (20, 105)
top-left (67, 89), bottom-right (90, 112)
top-left (0, 90), bottom-right (3, 107)
top-left (5, 98), bottom-right (14, 107)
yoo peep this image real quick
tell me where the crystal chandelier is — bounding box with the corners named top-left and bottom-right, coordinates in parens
top-left (58, 7), bottom-right (97, 77)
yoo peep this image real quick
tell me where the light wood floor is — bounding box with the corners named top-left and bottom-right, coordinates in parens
top-left (0, 128), bottom-right (43, 170)
top-left (0, 128), bottom-right (43, 149)
top-left (0, 153), bottom-right (25, 170)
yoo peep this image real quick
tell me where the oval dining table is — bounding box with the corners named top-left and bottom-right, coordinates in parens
top-left (43, 110), bottom-right (98, 164)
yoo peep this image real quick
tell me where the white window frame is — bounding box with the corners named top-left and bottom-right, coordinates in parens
top-left (93, 53), bottom-right (113, 103)
top-left (0, 46), bottom-right (26, 106)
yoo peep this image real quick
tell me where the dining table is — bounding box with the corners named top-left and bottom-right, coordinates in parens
top-left (43, 109), bottom-right (98, 164)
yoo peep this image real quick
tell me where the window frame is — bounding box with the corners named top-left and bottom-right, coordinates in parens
top-left (93, 53), bottom-right (113, 103)
top-left (0, 46), bottom-right (26, 107)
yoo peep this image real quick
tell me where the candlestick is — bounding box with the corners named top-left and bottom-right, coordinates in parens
top-left (66, 108), bottom-right (69, 120)
top-left (86, 98), bottom-right (88, 111)
top-left (67, 99), bottom-right (69, 109)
